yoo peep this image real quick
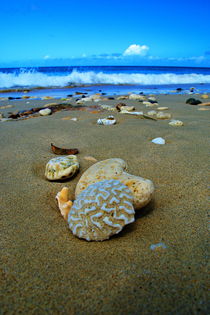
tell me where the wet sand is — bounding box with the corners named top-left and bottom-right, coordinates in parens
top-left (0, 94), bottom-right (209, 314)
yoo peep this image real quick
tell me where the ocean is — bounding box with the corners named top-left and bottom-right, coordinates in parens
top-left (1, 65), bottom-right (210, 97)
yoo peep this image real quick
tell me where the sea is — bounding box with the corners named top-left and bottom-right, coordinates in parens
top-left (0, 65), bottom-right (210, 98)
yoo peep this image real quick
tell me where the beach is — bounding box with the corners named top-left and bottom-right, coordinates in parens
top-left (0, 93), bottom-right (209, 314)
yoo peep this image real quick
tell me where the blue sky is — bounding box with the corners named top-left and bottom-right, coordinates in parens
top-left (0, 0), bottom-right (210, 67)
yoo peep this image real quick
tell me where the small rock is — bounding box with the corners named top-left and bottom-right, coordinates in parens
top-left (186, 98), bottom-right (202, 105)
top-left (201, 94), bottom-right (209, 99)
top-left (39, 108), bottom-right (52, 116)
top-left (150, 242), bottom-right (167, 250)
top-left (128, 94), bottom-right (146, 101)
top-left (169, 119), bottom-right (184, 126)
top-left (151, 137), bottom-right (165, 145)
top-left (147, 110), bottom-right (157, 116)
top-left (97, 116), bottom-right (116, 125)
top-left (156, 112), bottom-right (171, 119)
top-left (157, 107), bottom-right (169, 111)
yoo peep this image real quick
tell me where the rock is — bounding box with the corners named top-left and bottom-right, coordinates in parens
top-left (169, 119), bottom-right (184, 126)
top-left (67, 179), bottom-right (135, 241)
top-left (156, 112), bottom-right (172, 119)
top-left (186, 98), bottom-right (202, 105)
top-left (143, 101), bottom-right (158, 107)
top-left (116, 103), bottom-right (135, 112)
top-left (116, 95), bottom-right (129, 100)
top-left (201, 94), bottom-right (209, 99)
top-left (151, 137), bottom-right (165, 145)
top-left (119, 110), bottom-right (143, 115)
top-left (147, 97), bottom-right (157, 103)
top-left (97, 116), bottom-right (116, 125)
top-left (39, 108), bottom-right (52, 116)
top-left (75, 158), bottom-right (154, 210)
top-left (198, 102), bottom-right (210, 106)
top-left (157, 107), bottom-right (169, 111)
top-left (45, 155), bottom-right (79, 180)
top-left (0, 113), bottom-right (5, 119)
top-left (101, 105), bottom-right (116, 111)
top-left (128, 94), bottom-right (146, 101)
top-left (176, 88), bottom-right (183, 92)
top-left (147, 110), bottom-right (157, 116)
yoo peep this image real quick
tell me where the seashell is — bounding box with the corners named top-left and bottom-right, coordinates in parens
top-left (39, 108), bottom-right (52, 116)
top-left (97, 115), bottom-right (116, 125)
top-left (151, 137), bottom-right (165, 145)
top-left (75, 158), bottom-right (154, 210)
top-left (45, 155), bottom-right (79, 180)
top-left (68, 179), bottom-right (135, 241)
top-left (156, 112), bottom-right (171, 119)
top-left (169, 119), bottom-right (184, 127)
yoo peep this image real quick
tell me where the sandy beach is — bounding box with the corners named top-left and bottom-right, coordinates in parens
top-left (0, 93), bottom-right (209, 314)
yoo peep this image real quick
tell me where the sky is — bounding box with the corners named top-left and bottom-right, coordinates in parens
top-left (0, 0), bottom-right (210, 67)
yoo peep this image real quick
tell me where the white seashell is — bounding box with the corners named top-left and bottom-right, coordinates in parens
top-left (151, 137), bottom-right (165, 145)
top-left (156, 112), bottom-right (171, 119)
top-left (75, 158), bottom-right (154, 210)
top-left (97, 116), bottom-right (116, 125)
top-left (70, 117), bottom-right (78, 121)
top-left (168, 119), bottom-right (184, 126)
top-left (39, 108), bottom-right (52, 116)
top-left (68, 179), bottom-right (135, 241)
top-left (45, 155), bottom-right (79, 180)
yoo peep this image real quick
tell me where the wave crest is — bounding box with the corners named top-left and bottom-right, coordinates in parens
top-left (1, 69), bottom-right (210, 88)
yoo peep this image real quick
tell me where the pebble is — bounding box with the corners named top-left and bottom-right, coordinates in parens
top-left (157, 107), bottom-right (169, 111)
top-left (147, 110), bottom-right (157, 116)
top-left (151, 137), bottom-right (165, 145)
top-left (150, 242), bottom-right (168, 250)
top-left (169, 119), bottom-right (184, 126)
top-left (97, 116), bottom-right (116, 125)
top-left (156, 112), bottom-right (172, 119)
top-left (39, 108), bottom-right (52, 116)
top-left (45, 155), bottom-right (79, 181)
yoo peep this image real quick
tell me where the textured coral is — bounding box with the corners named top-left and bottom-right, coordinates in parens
top-left (75, 158), bottom-right (154, 210)
top-left (68, 179), bottom-right (135, 241)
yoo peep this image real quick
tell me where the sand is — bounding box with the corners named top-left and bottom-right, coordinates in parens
top-left (0, 94), bottom-right (209, 314)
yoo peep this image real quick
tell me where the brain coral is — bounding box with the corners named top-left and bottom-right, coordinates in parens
top-left (68, 179), bottom-right (135, 241)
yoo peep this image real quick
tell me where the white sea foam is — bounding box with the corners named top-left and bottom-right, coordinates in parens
top-left (1, 69), bottom-right (210, 88)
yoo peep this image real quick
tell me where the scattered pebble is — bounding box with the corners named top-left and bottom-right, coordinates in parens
top-left (151, 137), bottom-right (165, 145)
top-left (147, 110), bottom-right (157, 116)
top-left (39, 108), bottom-right (52, 116)
top-left (156, 112), bottom-right (172, 119)
top-left (0, 104), bottom-right (13, 109)
top-left (201, 94), bottom-right (209, 99)
top-left (97, 115), bottom-right (116, 125)
top-left (84, 156), bottom-right (98, 162)
top-left (157, 107), bottom-right (169, 111)
top-left (169, 119), bottom-right (184, 126)
top-left (197, 107), bottom-right (210, 111)
top-left (150, 242), bottom-right (168, 251)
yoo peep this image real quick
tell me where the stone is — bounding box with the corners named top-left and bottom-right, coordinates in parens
top-left (186, 98), bottom-right (202, 105)
top-left (156, 112), bottom-right (172, 119)
top-left (45, 155), bottom-right (79, 180)
top-left (39, 108), bottom-right (52, 116)
top-left (157, 107), bottom-right (169, 111)
top-left (67, 179), bottom-right (135, 241)
top-left (151, 137), bottom-right (165, 145)
top-left (169, 120), bottom-right (184, 126)
top-left (201, 94), bottom-right (209, 99)
top-left (75, 158), bottom-right (154, 210)
top-left (97, 116), bottom-right (116, 125)
top-left (147, 110), bottom-right (157, 116)
top-left (128, 94), bottom-right (146, 101)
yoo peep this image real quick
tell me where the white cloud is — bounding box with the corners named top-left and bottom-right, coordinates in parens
top-left (43, 55), bottom-right (50, 59)
top-left (123, 44), bottom-right (149, 56)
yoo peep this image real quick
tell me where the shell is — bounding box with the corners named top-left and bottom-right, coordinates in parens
top-left (97, 116), bottom-right (116, 125)
top-left (39, 108), bottom-right (52, 116)
top-left (68, 179), bottom-right (135, 241)
top-left (45, 155), bottom-right (79, 180)
top-left (75, 158), bottom-right (154, 210)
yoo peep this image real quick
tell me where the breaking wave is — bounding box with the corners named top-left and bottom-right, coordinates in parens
top-left (1, 69), bottom-right (210, 88)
